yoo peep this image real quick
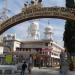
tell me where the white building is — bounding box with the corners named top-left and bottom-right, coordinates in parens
top-left (3, 34), bottom-right (21, 53)
top-left (2, 21), bottom-right (64, 67)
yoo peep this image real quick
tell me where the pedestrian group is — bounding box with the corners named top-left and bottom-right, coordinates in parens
top-left (21, 54), bottom-right (33, 75)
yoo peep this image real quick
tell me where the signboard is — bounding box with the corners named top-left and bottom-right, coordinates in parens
top-left (42, 48), bottom-right (53, 51)
top-left (5, 54), bottom-right (12, 64)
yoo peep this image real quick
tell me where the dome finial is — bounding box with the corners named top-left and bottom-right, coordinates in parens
top-left (48, 20), bottom-right (50, 25)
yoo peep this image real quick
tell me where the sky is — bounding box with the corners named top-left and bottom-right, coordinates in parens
top-left (0, 0), bottom-right (66, 47)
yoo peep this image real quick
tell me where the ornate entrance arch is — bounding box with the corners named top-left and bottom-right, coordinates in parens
top-left (0, 6), bottom-right (75, 34)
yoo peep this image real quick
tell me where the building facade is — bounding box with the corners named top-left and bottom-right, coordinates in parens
top-left (2, 21), bottom-right (64, 67)
top-left (3, 34), bottom-right (21, 53)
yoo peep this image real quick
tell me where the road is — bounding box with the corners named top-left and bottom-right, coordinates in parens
top-left (16, 67), bottom-right (75, 75)
top-left (16, 67), bottom-right (59, 75)
top-left (0, 67), bottom-right (75, 75)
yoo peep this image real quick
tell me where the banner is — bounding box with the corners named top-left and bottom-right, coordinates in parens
top-left (5, 54), bottom-right (12, 64)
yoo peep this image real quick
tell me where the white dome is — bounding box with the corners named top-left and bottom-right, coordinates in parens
top-left (30, 21), bottom-right (39, 31)
top-left (27, 21), bottom-right (40, 40)
top-left (45, 25), bottom-right (53, 33)
top-left (45, 25), bottom-right (53, 30)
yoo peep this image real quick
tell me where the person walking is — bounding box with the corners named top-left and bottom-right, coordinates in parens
top-left (21, 61), bottom-right (27, 75)
top-left (28, 54), bottom-right (33, 74)
top-left (60, 49), bottom-right (71, 75)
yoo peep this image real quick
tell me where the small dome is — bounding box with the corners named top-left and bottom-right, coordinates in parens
top-left (30, 21), bottom-right (39, 31)
top-left (45, 25), bottom-right (53, 30)
top-left (45, 25), bottom-right (53, 33)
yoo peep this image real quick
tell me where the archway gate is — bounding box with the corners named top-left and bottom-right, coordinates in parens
top-left (0, 5), bottom-right (75, 34)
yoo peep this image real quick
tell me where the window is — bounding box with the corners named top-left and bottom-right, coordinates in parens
top-left (45, 43), bottom-right (48, 46)
top-left (26, 48), bottom-right (28, 51)
top-left (51, 43), bottom-right (52, 46)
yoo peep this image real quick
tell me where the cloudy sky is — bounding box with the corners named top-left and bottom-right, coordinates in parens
top-left (0, 0), bottom-right (66, 47)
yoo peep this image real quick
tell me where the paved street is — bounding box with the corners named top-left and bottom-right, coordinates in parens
top-left (0, 67), bottom-right (59, 75)
top-left (14, 67), bottom-right (75, 75)
top-left (15, 67), bottom-right (59, 75)
top-left (0, 67), bottom-right (75, 75)
top-left (28, 67), bottom-right (58, 75)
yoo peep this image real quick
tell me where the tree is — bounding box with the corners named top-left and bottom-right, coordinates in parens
top-left (66, 0), bottom-right (75, 8)
top-left (63, 0), bottom-right (75, 54)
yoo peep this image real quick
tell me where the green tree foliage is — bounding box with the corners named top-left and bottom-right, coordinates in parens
top-left (63, 0), bottom-right (75, 54)
top-left (66, 0), bottom-right (75, 8)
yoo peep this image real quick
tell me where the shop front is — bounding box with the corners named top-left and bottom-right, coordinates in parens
top-left (32, 54), bottom-right (50, 67)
